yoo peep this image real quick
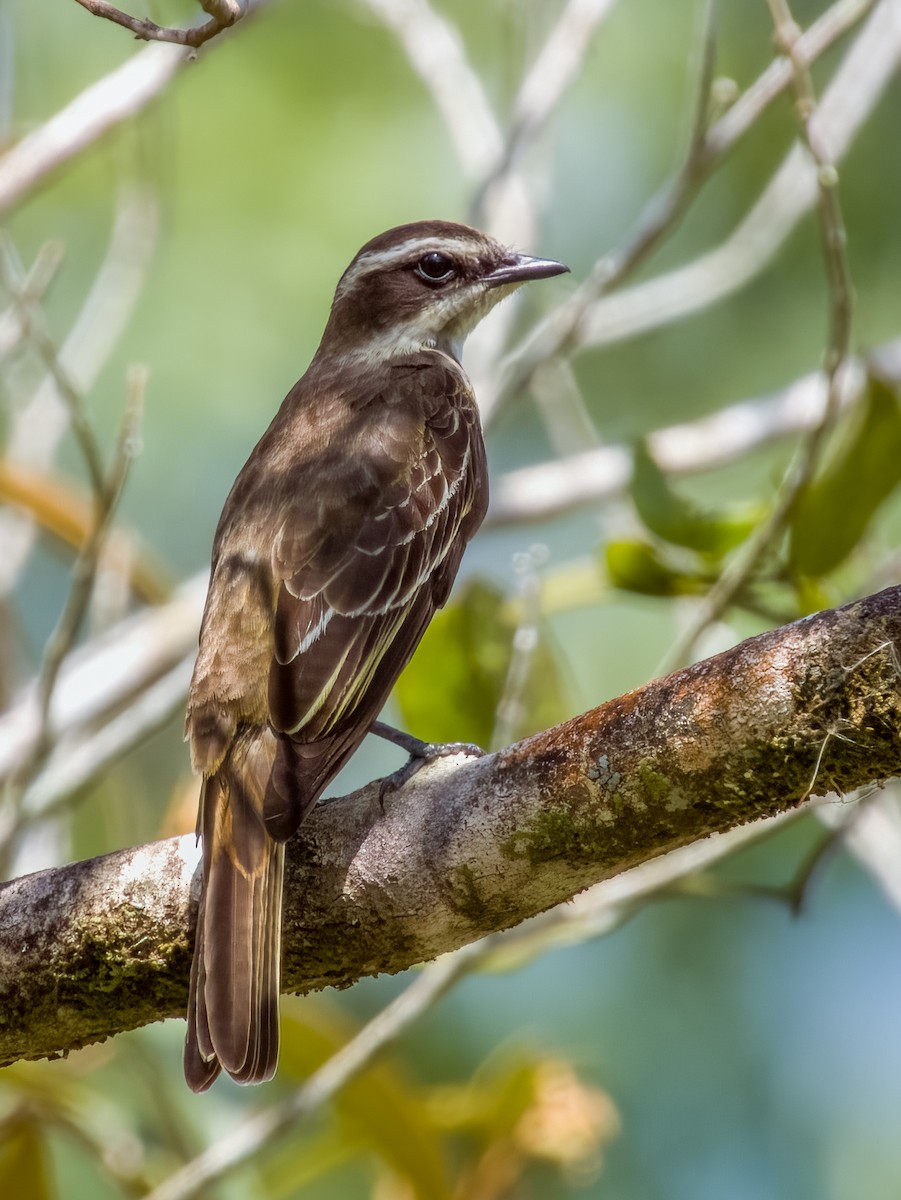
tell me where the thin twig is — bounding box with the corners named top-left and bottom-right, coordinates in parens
top-left (359, 0), bottom-right (502, 178)
top-left (487, 0), bottom-right (876, 423)
top-left (0, 574), bottom-right (207, 785)
top-left (705, 0), bottom-right (875, 158)
top-left (482, 0), bottom-right (718, 422)
top-left (5, 366), bottom-right (146, 807)
top-left (491, 545), bottom-right (547, 751)
top-left (572, 0), bottom-right (891, 356)
top-left (0, 242), bottom-right (65, 362)
top-left (0, 44), bottom-right (184, 215)
top-left (0, 236), bottom-right (106, 496)
top-left (768, 0), bottom-right (854, 372)
top-left (658, 0), bottom-right (856, 671)
top-left (0, 187), bottom-right (159, 598)
top-left (472, 0), bottom-right (619, 222)
top-left (144, 941), bottom-right (487, 1200)
top-left (486, 352), bottom-right (868, 528)
top-left (72, 0), bottom-right (244, 49)
top-left (0, 654), bottom-right (193, 852)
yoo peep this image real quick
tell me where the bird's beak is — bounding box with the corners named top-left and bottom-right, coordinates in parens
top-left (484, 253), bottom-right (570, 289)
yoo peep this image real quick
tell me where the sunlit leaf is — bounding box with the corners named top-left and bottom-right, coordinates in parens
top-left (260, 1126), bottom-right (362, 1200)
top-left (276, 1003), bottom-right (452, 1200)
top-left (631, 441), bottom-right (760, 556)
top-left (605, 539), bottom-right (701, 597)
top-left (0, 1118), bottom-right (54, 1200)
top-left (792, 574), bottom-right (832, 617)
top-left (395, 580), bottom-right (568, 747)
top-left (789, 374), bottom-right (901, 579)
top-left (428, 1050), bottom-right (541, 1136)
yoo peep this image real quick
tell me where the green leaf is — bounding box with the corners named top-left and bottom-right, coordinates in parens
top-left (0, 1118), bottom-right (54, 1200)
top-left (427, 1050), bottom-right (541, 1137)
top-left (605, 539), bottom-right (698, 597)
top-left (395, 580), bottom-right (568, 747)
top-left (276, 1003), bottom-right (452, 1200)
top-left (789, 374), bottom-right (901, 578)
top-left (260, 1127), bottom-right (362, 1200)
top-left (631, 441), bottom-right (760, 556)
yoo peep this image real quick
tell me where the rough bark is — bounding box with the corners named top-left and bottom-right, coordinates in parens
top-left (2, 586), bottom-right (900, 1067)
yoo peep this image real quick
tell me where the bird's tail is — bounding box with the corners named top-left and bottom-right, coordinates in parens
top-left (184, 729), bottom-right (284, 1092)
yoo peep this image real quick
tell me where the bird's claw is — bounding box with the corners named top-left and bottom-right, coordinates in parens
top-left (375, 730), bottom-right (486, 808)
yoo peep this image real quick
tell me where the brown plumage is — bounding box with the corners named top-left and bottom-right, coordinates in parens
top-left (183, 220), bottom-right (568, 1090)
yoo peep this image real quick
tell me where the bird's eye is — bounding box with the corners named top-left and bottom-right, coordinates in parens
top-left (415, 252), bottom-right (455, 284)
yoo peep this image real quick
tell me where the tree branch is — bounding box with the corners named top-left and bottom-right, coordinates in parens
top-left (0, 45), bottom-right (184, 216)
top-left (73, 0), bottom-right (245, 49)
top-left (486, 352), bottom-right (868, 528)
top-left (2, 587), bottom-right (900, 1066)
top-left (489, 0), bottom-right (893, 421)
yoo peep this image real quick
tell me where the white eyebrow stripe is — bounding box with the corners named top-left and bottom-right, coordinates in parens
top-left (335, 235), bottom-right (489, 299)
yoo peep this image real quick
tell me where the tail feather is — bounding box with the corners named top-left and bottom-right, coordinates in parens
top-left (184, 724), bottom-right (363, 1091)
top-left (184, 731), bottom-right (284, 1091)
top-left (184, 899), bottom-right (221, 1092)
top-left (232, 842), bottom-right (283, 1084)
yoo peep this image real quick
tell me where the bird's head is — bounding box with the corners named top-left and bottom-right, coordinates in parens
top-left (317, 220), bottom-right (568, 367)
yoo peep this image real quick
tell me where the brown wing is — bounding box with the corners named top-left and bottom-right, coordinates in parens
top-left (263, 361), bottom-right (486, 823)
top-left (267, 369), bottom-right (482, 734)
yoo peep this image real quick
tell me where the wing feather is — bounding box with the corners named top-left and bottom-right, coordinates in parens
top-left (268, 366), bottom-right (486, 741)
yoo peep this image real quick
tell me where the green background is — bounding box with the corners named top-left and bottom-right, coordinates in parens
top-left (4, 1), bottom-right (901, 1197)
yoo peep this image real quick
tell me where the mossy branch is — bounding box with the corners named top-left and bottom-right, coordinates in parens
top-left (2, 587), bottom-right (900, 1066)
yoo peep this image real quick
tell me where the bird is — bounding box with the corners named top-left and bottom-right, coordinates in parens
top-left (183, 219), bottom-right (568, 1091)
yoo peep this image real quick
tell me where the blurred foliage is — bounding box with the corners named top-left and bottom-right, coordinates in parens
top-left (395, 580), bottom-right (569, 748)
top-left (630, 440), bottom-right (763, 558)
top-left (788, 372), bottom-right (901, 585)
top-left (0, 1115), bottom-right (53, 1200)
top-left (273, 1006), bottom-right (452, 1200)
top-left (2, 0), bottom-right (901, 1198)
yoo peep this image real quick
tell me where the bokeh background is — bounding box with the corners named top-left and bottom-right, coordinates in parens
top-left (3, 1), bottom-right (901, 1197)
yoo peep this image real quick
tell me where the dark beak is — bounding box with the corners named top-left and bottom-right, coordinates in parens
top-left (484, 253), bottom-right (570, 289)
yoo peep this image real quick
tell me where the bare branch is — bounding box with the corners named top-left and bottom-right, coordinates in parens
top-left (472, 0), bottom-right (619, 221)
top-left (0, 45), bottom-right (185, 215)
top-left (0, 460), bottom-right (171, 604)
top-left (149, 801), bottom-right (808, 1200)
top-left (2, 368), bottom-right (146, 844)
top-left (0, 575), bottom-right (207, 847)
top-left (660, 0), bottom-right (857, 669)
top-left (2, 586), bottom-right (899, 1069)
top-left (571, 0), bottom-right (892, 352)
top-left (488, 0), bottom-right (886, 421)
top-left (706, 0), bottom-right (875, 157)
top-left (0, 187), bottom-right (159, 597)
top-left (509, 0), bottom-right (619, 152)
top-left (360, 0), bottom-right (502, 178)
top-left (0, 236), bottom-right (107, 496)
top-left (9, 656), bottom-right (193, 838)
top-left (0, 242), bottom-right (64, 362)
top-left (72, 0), bottom-right (244, 49)
top-left (485, 352), bottom-right (867, 528)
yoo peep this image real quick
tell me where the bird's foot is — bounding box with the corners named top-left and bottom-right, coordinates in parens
top-left (371, 721), bottom-right (486, 804)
